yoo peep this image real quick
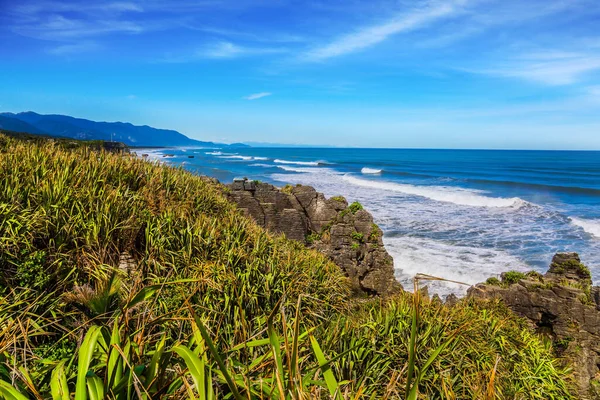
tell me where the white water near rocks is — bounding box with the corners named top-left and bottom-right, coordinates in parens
top-left (142, 147), bottom-right (600, 298)
top-left (270, 167), bottom-right (598, 297)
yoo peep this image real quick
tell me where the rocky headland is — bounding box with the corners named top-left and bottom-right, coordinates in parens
top-left (226, 178), bottom-right (402, 296)
top-left (469, 252), bottom-right (600, 398)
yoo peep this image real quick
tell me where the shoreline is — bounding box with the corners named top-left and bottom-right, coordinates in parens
top-left (132, 147), bottom-right (598, 296)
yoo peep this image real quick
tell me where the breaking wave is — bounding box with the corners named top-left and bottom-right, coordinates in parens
top-left (361, 167), bottom-right (382, 174)
top-left (571, 217), bottom-right (600, 239)
top-left (274, 159), bottom-right (323, 166)
top-left (342, 175), bottom-right (527, 208)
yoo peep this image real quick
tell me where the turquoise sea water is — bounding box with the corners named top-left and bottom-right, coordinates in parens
top-left (140, 147), bottom-right (600, 296)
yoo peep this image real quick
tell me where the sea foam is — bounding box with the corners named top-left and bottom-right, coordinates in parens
top-left (385, 236), bottom-right (529, 297)
top-left (342, 175), bottom-right (525, 208)
top-left (274, 159), bottom-right (322, 166)
top-left (361, 167), bottom-right (382, 174)
top-left (219, 155), bottom-right (253, 160)
top-left (571, 217), bottom-right (600, 239)
top-left (277, 165), bottom-right (333, 173)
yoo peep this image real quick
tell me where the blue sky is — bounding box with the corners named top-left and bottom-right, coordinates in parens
top-left (1, 0), bottom-right (600, 149)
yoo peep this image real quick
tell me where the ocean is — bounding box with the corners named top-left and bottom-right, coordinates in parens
top-left (140, 147), bottom-right (600, 296)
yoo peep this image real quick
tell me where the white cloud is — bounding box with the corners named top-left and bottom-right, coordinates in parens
top-left (467, 52), bottom-right (600, 85)
top-left (244, 92), bottom-right (272, 100)
top-left (198, 41), bottom-right (286, 59)
top-left (304, 0), bottom-right (468, 61)
top-left (46, 42), bottom-right (99, 55)
top-left (202, 41), bottom-right (244, 58)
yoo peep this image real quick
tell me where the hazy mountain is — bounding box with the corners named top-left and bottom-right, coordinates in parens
top-left (0, 111), bottom-right (244, 148)
top-left (0, 115), bottom-right (49, 135)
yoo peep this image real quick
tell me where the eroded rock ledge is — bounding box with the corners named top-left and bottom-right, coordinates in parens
top-left (226, 179), bottom-right (402, 297)
top-left (469, 253), bottom-right (600, 399)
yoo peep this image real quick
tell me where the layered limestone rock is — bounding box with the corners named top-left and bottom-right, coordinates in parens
top-left (469, 253), bottom-right (600, 399)
top-left (227, 179), bottom-right (402, 296)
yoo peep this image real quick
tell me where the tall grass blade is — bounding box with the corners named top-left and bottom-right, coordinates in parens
top-left (0, 380), bottom-right (29, 400)
top-left (309, 334), bottom-right (339, 397)
top-left (173, 345), bottom-right (208, 400)
top-left (85, 374), bottom-right (104, 400)
top-left (189, 307), bottom-right (244, 400)
top-left (75, 325), bottom-right (102, 400)
top-left (50, 361), bottom-right (70, 400)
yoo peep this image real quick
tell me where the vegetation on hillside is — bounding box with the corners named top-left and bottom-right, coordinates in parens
top-left (0, 134), bottom-right (573, 398)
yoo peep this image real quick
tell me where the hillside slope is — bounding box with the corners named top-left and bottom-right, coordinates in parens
top-left (0, 134), bottom-right (573, 399)
top-left (0, 115), bottom-right (48, 135)
top-left (0, 111), bottom-right (244, 147)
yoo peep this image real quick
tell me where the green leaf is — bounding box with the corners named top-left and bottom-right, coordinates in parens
top-left (173, 345), bottom-right (206, 400)
top-left (309, 334), bottom-right (339, 397)
top-left (267, 319), bottom-right (285, 397)
top-left (0, 380), bottom-right (29, 400)
top-left (124, 284), bottom-right (161, 310)
top-left (146, 335), bottom-right (166, 390)
top-left (189, 308), bottom-right (245, 400)
top-left (86, 373), bottom-right (105, 400)
top-left (75, 325), bottom-right (103, 400)
top-left (50, 360), bottom-right (70, 400)
top-left (125, 279), bottom-right (201, 310)
top-left (106, 322), bottom-right (123, 389)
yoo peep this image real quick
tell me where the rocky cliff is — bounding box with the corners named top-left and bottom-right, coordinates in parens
top-left (226, 179), bottom-right (402, 296)
top-left (469, 253), bottom-right (600, 398)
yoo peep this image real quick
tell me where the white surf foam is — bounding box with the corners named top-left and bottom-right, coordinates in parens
top-left (274, 159), bottom-right (322, 166)
top-left (361, 167), bottom-right (382, 174)
top-left (250, 163), bottom-right (274, 168)
top-left (385, 236), bottom-right (529, 297)
top-left (219, 155), bottom-right (253, 161)
top-left (571, 217), bottom-right (600, 239)
top-left (253, 156), bottom-right (269, 160)
top-left (205, 151), bottom-right (222, 155)
top-left (342, 175), bottom-right (525, 208)
top-left (277, 165), bottom-right (335, 174)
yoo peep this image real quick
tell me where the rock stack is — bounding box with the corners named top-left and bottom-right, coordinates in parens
top-left (469, 253), bottom-right (600, 398)
top-left (227, 179), bottom-right (402, 296)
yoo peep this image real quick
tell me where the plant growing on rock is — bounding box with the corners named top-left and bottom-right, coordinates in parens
top-left (501, 271), bottom-right (526, 286)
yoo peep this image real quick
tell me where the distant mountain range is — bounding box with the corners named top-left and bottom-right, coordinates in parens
top-left (0, 111), bottom-right (248, 148)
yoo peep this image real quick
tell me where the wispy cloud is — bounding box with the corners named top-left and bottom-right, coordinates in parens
top-left (157, 41), bottom-right (287, 63)
top-left (244, 92), bottom-right (272, 100)
top-left (203, 41), bottom-right (244, 58)
top-left (200, 41), bottom-right (286, 59)
top-left (303, 0), bottom-right (468, 61)
top-left (466, 51), bottom-right (600, 85)
top-left (6, 1), bottom-right (145, 41)
top-left (46, 42), bottom-right (100, 55)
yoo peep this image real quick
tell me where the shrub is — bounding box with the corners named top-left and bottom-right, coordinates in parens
top-left (368, 223), bottom-right (380, 242)
top-left (320, 295), bottom-right (573, 398)
top-left (306, 232), bottom-right (321, 244)
top-left (486, 277), bottom-right (501, 286)
top-left (350, 231), bottom-right (364, 242)
top-left (348, 201), bottom-right (363, 214)
top-left (502, 271), bottom-right (526, 285)
top-left (526, 270), bottom-right (544, 281)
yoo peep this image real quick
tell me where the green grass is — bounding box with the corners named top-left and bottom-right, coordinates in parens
top-left (0, 134), bottom-right (574, 399)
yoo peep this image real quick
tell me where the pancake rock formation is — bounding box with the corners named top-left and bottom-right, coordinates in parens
top-left (469, 253), bottom-right (600, 399)
top-left (227, 178), bottom-right (402, 296)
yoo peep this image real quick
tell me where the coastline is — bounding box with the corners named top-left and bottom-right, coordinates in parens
top-left (133, 146), bottom-right (600, 297)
